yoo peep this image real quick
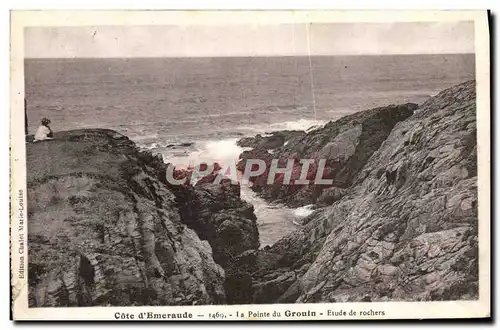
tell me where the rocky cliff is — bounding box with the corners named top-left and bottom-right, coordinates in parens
top-left (235, 80), bottom-right (478, 303)
top-left (26, 129), bottom-right (258, 307)
top-left (237, 103), bottom-right (417, 207)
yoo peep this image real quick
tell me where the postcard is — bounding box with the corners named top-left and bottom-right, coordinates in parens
top-left (10, 10), bottom-right (490, 321)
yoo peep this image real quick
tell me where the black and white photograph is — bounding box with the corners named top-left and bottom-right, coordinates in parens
top-left (10, 10), bottom-right (490, 320)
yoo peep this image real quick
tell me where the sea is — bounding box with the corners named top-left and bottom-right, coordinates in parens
top-left (24, 54), bottom-right (475, 246)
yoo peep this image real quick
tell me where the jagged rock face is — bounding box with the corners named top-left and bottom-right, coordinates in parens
top-left (172, 180), bottom-right (260, 268)
top-left (237, 103), bottom-right (417, 207)
top-left (27, 129), bottom-right (226, 307)
top-left (246, 80), bottom-right (478, 303)
top-left (297, 80), bottom-right (478, 302)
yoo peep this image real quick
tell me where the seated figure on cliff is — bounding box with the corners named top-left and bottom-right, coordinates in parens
top-left (33, 118), bottom-right (54, 142)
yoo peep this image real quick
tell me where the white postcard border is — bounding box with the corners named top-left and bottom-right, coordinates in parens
top-left (10, 9), bottom-right (491, 321)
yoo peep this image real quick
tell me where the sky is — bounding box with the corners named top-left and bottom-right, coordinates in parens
top-left (24, 21), bottom-right (475, 58)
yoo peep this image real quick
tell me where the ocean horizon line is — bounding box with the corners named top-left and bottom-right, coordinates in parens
top-left (24, 52), bottom-right (475, 60)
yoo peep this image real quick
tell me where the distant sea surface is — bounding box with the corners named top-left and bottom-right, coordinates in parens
top-left (25, 54), bottom-right (475, 246)
top-left (25, 55), bottom-right (474, 144)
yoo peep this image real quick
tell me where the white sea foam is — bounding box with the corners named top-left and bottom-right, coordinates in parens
top-left (165, 138), bottom-right (247, 168)
top-left (202, 139), bottom-right (247, 163)
top-left (292, 204), bottom-right (315, 218)
top-left (142, 142), bottom-right (158, 150)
